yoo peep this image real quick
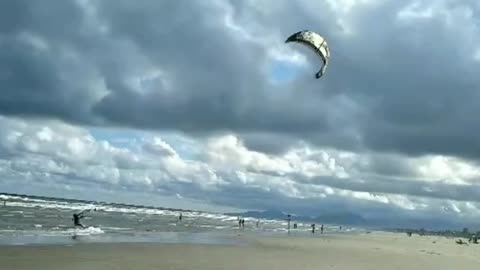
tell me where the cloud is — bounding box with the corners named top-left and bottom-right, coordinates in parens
top-left (2, 0), bottom-right (479, 160)
top-left (2, 0), bottom-right (480, 229)
top-left (0, 0), bottom-right (359, 151)
top-left (2, 115), bottom-right (480, 229)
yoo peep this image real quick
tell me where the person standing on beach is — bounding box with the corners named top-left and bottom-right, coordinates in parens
top-left (179, 212), bottom-right (183, 221)
top-left (321, 224), bottom-right (324, 234)
top-left (287, 214), bottom-right (291, 232)
top-left (311, 224), bottom-right (316, 234)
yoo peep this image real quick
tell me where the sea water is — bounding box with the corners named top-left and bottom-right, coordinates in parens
top-left (0, 193), bottom-right (361, 246)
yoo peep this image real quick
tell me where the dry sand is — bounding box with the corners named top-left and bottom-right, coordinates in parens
top-left (1, 232), bottom-right (479, 270)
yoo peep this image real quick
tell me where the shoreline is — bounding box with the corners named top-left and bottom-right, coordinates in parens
top-left (0, 228), bottom-right (339, 247)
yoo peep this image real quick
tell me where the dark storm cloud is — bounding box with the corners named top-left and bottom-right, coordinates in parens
top-left (0, 0), bottom-right (335, 138)
top-left (90, 0), bottom-right (338, 136)
top-left (2, 0), bottom-right (480, 159)
top-left (239, 132), bottom-right (302, 154)
top-left (343, 2), bottom-right (480, 159)
top-left (0, 0), bottom-right (93, 122)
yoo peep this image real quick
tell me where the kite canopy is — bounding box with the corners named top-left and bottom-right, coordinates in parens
top-left (285, 30), bottom-right (330, 79)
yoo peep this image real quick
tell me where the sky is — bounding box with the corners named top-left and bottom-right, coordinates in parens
top-left (1, 0), bottom-right (480, 229)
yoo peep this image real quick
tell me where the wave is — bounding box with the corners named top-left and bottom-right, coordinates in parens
top-left (1, 194), bottom-right (270, 225)
top-left (1, 194), bottom-right (360, 236)
top-left (68, 226), bottom-right (105, 235)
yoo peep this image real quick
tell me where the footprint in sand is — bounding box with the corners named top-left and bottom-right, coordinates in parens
top-left (420, 250), bottom-right (440, 256)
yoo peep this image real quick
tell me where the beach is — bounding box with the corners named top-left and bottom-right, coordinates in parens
top-left (1, 194), bottom-right (479, 269)
top-left (2, 232), bottom-right (479, 270)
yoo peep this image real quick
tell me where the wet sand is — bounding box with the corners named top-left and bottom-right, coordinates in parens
top-left (1, 232), bottom-right (479, 270)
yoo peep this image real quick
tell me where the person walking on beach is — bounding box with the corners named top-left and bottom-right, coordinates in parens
top-left (311, 224), bottom-right (316, 234)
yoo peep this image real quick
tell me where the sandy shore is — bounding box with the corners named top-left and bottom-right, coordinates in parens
top-left (1, 232), bottom-right (479, 270)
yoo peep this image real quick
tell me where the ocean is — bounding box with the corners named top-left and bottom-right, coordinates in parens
top-left (0, 193), bottom-right (358, 246)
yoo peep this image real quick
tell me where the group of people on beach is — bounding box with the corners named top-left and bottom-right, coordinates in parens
top-left (287, 214), bottom-right (325, 234)
top-left (238, 217), bottom-right (245, 228)
top-left (310, 224), bottom-right (324, 234)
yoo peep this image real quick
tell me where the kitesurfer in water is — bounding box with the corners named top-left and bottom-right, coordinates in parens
top-left (72, 209), bottom-right (94, 228)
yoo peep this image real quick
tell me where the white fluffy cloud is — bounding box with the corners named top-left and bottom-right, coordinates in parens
top-left (1, 115), bottom-right (480, 228)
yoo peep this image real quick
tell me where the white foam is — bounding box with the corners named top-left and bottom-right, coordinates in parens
top-left (0, 227), bottom-right (104, 238)
top-left (68, 226), bottom-right (105, 236)
top-left (100, 226), bottom-right (131, 231)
